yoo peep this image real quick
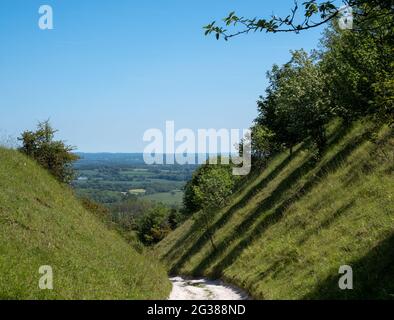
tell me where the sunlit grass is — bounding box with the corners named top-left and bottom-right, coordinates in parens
top-left (156, 119), bottom-right (394, 299)
top-left (0, 148), bottom-right (171, 299)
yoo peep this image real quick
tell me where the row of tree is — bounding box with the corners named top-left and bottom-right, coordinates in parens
top-left (245, 4), bottom-right (393, 164)
top-left (109, 195), bottom-right (182, 245)
top-left (80, 195), bottom-right (181, 247)
top-left (181, 1), bottom-right (393, 250)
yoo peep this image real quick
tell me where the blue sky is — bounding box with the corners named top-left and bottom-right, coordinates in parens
top-left (0, 0), bottom-right (331, 152)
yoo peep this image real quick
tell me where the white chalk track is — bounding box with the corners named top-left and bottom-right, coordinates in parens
top-left (168, 276), bottom-right (248, 300)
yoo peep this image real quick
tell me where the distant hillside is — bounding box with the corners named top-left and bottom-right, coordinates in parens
top-left (0, 147), bottom-right (171, 299)
top-left (74, 153), bottom-right (147, 167)
top-left (156, 119), bottom-right (394, 299)
top-left (74, 153), bottom-right (212, 168)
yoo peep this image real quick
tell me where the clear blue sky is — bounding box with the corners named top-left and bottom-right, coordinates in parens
top-left (0, 0), bottom-right (330, 152)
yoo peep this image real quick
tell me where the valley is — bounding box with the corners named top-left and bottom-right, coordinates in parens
top-left (72, 153), bottom-right (197, 206)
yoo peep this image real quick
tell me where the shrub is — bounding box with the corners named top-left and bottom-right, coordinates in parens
top-left (18, 121), bottom-right (79, 184)
top-left (137, 205), bottom-right (172, 245)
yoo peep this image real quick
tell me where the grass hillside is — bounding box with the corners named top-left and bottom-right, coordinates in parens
top-left (0, 147), bottom-right (171, 299)
top-left (157, 119), bottom-right (394, 299)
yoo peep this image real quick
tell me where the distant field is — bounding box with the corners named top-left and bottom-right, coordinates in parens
top-left (129, 189), bottom-right (147, 195)
top-left (143, 190), bottom-right (184, 206)
top-left (72, 153), bottom-right (197, 205)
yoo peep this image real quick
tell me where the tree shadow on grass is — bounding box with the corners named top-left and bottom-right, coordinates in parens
top-left (297, 200), bottom-right (356, 246)
top-left (194, 129), bottom-right (372, 277)
top-left (166, 145), bottom-right (304, 271)
top-left (164, 146), bottom-right (303, 266)
top-left (168, 122), bottom-right (354, 274)
top-left (303, 233), bottom-right (394, 300)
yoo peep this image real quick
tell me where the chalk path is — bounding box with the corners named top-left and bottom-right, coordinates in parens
top-left (168, 276), bottom-right (248, 300)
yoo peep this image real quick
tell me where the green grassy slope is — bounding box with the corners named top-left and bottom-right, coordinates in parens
top-left (156, 119), bottom-right (394, 299)
top-left (0, 147), bottom-right (171, 299)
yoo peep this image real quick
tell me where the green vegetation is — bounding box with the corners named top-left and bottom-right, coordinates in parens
top-left (71, 155), bottom-right (193, 246)
top-left (156, 119), bottom-right (393, 299)
top-left (137, 205), bottom-right (175, 245)
top-left (18, 120), bottom-right (79, 184)
top-left (157, 1), bottom-right (393, 300)
top-left (204, 0), bottom-right (392, 39)
top-left (183, 161), bottom-right (238, 216)
top-left (184, 162), bottom-right (237, 251)
top-left (73, 155), bottom-right (195, 205)
top-left (255, 49), bottom-right (329, 155)
top-left (3, 0), bottom-right (391, 301)
top-left (108, 196), bottom-right (182, 246)
top-left (0, 147), bottom-right (171, 299)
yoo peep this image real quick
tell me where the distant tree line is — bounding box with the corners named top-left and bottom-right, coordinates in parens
top-left (109, 195), bottom-right (181, 245)
top-left (79, 195), bottom-right (182, 246)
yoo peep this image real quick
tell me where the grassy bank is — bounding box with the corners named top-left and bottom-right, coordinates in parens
top-left (0, 147), bottom-right (171, 299)
top-left (157, 119), bottom-right (394, 299)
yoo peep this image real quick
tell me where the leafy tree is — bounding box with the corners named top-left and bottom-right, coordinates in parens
top-left (203, 0), bottom-right (394, 157)
top-left (373, 66), bottom-right (394, 123)
top-left (18, 121), bottom-right (79, 184)
top-left (183, 159), bottom-right (236, 215)
top-left (238, 123), bottom-right (276, 167)
top-left (256, 50), bottom-right (331, 155)
top-left (137, 204), bottom-right (172, 245)
top-left (320, 22), bottom-right (394, 121)
top-left (204, 0), bottom-right (394, 40)
top-left (168, 208), bottom-right (182, 229)
top-left (106, 196), bottom-right (180, 246)
top-left (110, 196), bottom-right (155, 231)
top-left (190, 163), bottom-right (235, 250)
top-left (250, 124), bottom-right (276, 158)
top-left (183, 178), bottom-right (202, 216)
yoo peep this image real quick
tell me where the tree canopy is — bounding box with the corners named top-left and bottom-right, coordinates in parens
top-left (218, 1), bottom-right (394, 165)
top-left (183, 160), bottom-right (236, 215)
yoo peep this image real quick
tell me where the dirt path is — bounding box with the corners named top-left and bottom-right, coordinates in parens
top-left (168, 276), bottom-right (248, 300)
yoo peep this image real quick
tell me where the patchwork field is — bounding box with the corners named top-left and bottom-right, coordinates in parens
top-left (73, 153), bottom-right (196, 205)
